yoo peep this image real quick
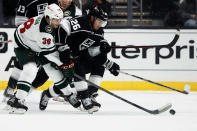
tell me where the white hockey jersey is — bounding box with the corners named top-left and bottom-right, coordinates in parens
top-left (15, 15), bottom-right (63, 66)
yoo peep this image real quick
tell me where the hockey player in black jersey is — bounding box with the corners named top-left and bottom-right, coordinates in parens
top-left (39, 6), bottom-right (120, 113)
top-left (15, 0), bottom-right (58, 26)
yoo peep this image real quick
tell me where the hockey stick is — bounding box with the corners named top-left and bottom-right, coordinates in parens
top-left (111, 29), bottom-right (180, 49)
top-left (74, 73), bottom-right (172, 115)
top-left (118, 70), bottom-right (189, 94)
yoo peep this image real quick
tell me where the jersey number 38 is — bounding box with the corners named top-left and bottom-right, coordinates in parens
top-left (20, 18), bottom-right (34, 33)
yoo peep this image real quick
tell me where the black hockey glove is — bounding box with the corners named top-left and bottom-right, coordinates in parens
top-left (108, 62), bottom-right (120, 76)
top-left (58, 60), bottom-right (75, 83)
top-left (100, 40), bottom-right (111, 54)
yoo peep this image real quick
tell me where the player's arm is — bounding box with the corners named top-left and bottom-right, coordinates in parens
top-left (79, 28), bottom-right (109, 57)
top-left (39, 34), bottom-right (63, 66)
top-left (41, 46), bottom-right (63, 66)
top-left (81, 38), bottom-right (120, 76)
top-left (87, 39), bottom-right (111, 57)
top-left (91, 53), bottom-right (120, 76)
top-left (40, 35), bottom-right (74, 79)
top-left (15, 0), bottom-right (28, 26)
top-left (55, 24), bottom-right (75, 80)
top-left (43, 46), bottom-right (74, 80)
top-left (57, 19), bottom-right (73, 64)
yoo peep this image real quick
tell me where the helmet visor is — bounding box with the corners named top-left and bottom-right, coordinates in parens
top-left (96, 18), bottom-right (107, 27)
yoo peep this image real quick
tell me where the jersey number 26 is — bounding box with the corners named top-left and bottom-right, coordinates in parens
top-left (70, 19), bottom-right (81, 30)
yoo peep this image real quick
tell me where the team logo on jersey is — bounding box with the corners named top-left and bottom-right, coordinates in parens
top-left (45, 25), bottom-right (53, 33)
top-left (79, 38), bottom-right (95, 50)
top-left (0, 32), bottom-right (8, 53)
top-left (37, 3), bottom-right (48, 15)
top-left (64, 11), bottom-right (71, 17)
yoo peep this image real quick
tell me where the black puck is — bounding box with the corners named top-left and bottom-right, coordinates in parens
top-left (169, 109), bottom-right (176, 115)
top-left (189, 40), bottom-right (195, 44)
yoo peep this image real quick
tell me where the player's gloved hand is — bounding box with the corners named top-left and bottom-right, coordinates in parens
top-left (108, 62), bottom-right (120, 76)
top-left (58, 60), bottom-right (75, 83)
top-left (100, 40), bottom-right (111, 54)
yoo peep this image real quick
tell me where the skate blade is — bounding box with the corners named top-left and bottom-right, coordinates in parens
top-left (52, 97), bottom-right (66, 103)
top-left (77, 106), bottom-right (87, 112)
top-left (63, 101), bottom-right (69, 104)
top-left (9, 107), bottom-right (27, 114)
top-left (87, 106), bottom-right (100, 114)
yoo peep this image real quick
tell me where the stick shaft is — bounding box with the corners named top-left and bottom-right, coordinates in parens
top-left (74, 73), bottom-right (171, 114)
top-left (119, 70), bottom-right (188, 94)
top-left (111, 29), bottom-right (180, 49)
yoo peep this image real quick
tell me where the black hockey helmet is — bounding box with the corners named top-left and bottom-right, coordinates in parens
top-left (89, 6), bottom-right (108, 27)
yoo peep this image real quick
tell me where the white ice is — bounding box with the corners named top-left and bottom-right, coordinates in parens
top-left (0, 91), bottom-right (197, 131)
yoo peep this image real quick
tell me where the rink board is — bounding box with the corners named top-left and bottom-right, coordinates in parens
top-left (0, 81), bottom-right (197, 91)
top-left (0, 28), bottom-right (197, 91)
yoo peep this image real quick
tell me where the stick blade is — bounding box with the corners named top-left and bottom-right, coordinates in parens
top-left (184, 84), bottom-right (191, 94)
top-left (158, 103), bottom-right (172, 114)
top-left (150, 103), bottom-right (172, 115)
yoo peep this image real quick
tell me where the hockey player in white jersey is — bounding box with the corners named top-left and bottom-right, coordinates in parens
top-left (3, 0), bottom-right (83, 103)
top-left (3, 0), bottom-right (57, 103)
top-left (6, 4), bottom-right (80, 114)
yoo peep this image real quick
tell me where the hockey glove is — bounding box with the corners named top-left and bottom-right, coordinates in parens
top-left (108, 62), bottom-right (120, 76)
top-left (100, 40), bottom-right (111, 54)
top-left (58, 60), bottom-right (75, 83)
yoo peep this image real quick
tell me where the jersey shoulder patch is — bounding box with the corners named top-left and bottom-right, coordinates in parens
top-left (39, 17), bottom-right (55, 36)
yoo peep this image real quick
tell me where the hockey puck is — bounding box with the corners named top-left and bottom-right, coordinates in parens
top-left (169, 109), bottom-right (176, 115)
top-left (189, 40), bottom-right (195, 44)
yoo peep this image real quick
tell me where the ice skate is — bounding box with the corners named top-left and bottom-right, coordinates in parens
top-left (81, 98), bottom-right (99, 114)
top-left (39, 90), bottom-right (50, 111)
top-left (2, 87), bottom-right (15, 103)
top-left (65, 93), bottom-right (81, 108)
top-left (90, 92), bottom-right (101, 112)
top-left (7, 96), bottom-right (28, 114)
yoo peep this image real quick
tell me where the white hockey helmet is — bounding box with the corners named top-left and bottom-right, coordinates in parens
top-left (44, 4), bottom-right (63, 20)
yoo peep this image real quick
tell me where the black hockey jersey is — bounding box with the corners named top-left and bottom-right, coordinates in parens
top-left (57, 15), bottom-right (105, 58)
top-left (16, 0), bottom-right (57, 18)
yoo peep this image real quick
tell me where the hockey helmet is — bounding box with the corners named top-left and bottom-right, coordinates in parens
top-left (89, 6), bottom-right (108, 27)
top-left (44, 4), bottom-right (63, 20)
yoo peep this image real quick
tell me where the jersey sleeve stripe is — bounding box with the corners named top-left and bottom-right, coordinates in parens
top-left (40, 49), bottom-right (56, 55)
top-left (41, 45), bottom-right (56, 51)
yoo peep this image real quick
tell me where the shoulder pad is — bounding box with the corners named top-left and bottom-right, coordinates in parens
top-left (75, 6), bottom-right (82, 16)
top-left (60, 18), bottom-right (71, 36)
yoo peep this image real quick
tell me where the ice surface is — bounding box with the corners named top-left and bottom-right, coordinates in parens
top-left (0, 91), bottom-right (197, 131)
